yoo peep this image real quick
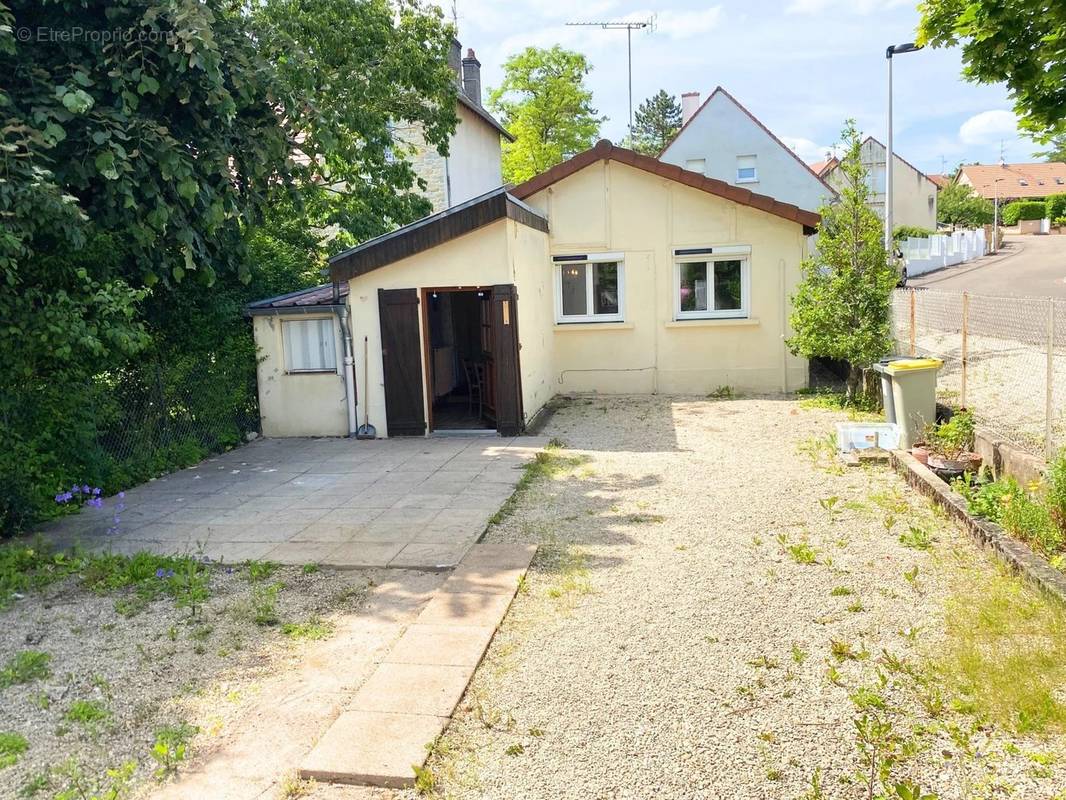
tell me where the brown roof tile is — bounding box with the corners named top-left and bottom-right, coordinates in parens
top-left (511, 140), bottom-right (821, 234)
top-left (958, 162), bottom-right (1066, 199)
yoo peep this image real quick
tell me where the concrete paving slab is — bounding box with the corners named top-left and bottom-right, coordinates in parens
top-left (329, 541), bottom-right (407, 569)
top-left (415, 590), bottom-right (516, 627)
top-left (388, 541), bottom-right (471, 570)
top-left (349, 663), bottom-right (473, 717)
top-left (299, 710), bottom-right (448, 788)
top-left (385, 623), bottom-right (495, 667)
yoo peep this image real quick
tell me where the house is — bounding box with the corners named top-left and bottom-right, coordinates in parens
top-left (813, 137), bottom-right (938, 231)
top-left (956, 162), bottom-right (1066, 203)
top-left (246, 39), bottom-right (512, 438)
top-left (251, 140), bottom-right (818, 439)
top-left (392, 40), bottom-right (513, 213)
top-left (927, 174), bottom-right (951, 190)
top-left (659, 86), bottom-right (835, 214)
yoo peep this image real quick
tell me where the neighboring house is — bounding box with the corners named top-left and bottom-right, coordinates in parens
top-left (957, 162), bottom-right (1066, 203)
top-left (927, 174), bottom-right (951, 189)
top-left (247, 40), bottom-right (512, 437)
top-left (814, 137), bottom-right (938, 230)
top-left (392, 40), bottom-right (513, 213)
top-left (252, 140), bottom-right (818, 439)
top-left (659, 86), bottom-right (835, 214)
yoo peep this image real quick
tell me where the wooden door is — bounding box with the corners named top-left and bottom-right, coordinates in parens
top-left (378, 288), bottom-right (426, 436)
top-left (490, 284), bottom-right (524, 436)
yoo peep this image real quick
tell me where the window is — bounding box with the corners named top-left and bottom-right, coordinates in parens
top-left (685, 158), bottom-right (707, 174)
top-left (736, 155), bottom-right (757, 183)
top-left (674, 247), bottom-right (750, 320)
top-left (283, 318), bottom-right (337, 372)
top-left (554, 254), bottom-right (624, 323)
top-left (1019, 179), bottom-right (1029, 187)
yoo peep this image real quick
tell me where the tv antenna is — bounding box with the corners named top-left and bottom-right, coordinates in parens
top-left (566, 18), bottom-right (654, 144)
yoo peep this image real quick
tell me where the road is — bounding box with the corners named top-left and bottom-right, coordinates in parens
top-left (911, 234), bottom-right (1066, 298)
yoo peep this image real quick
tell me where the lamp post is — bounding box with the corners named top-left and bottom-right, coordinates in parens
top-left (885, 42), bottom-right (923, 251)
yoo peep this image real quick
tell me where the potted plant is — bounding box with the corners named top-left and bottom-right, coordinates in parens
top-left (910, 440), bottom-right (932, 465)
top-left (924, 410), bottom-right (981, 477)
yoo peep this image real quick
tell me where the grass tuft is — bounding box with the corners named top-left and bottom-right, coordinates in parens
top-left (0, 650), bottom-right (51, 689)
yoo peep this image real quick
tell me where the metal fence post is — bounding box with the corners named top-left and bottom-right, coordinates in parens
top-left (909, 288), bottom-right (916, 357)
top-left (961, 292), bottom-right (969, 408)
top-left (1048, 299), bottom-right (1056, 461)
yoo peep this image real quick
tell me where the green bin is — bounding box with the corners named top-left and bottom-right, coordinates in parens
top-left (882, 358), bottom-right (942, 449)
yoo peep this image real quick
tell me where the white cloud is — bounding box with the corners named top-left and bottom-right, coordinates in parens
top-left (958, 110), bottom-right (1018, 146)
top-left (779, 136), bottom-right (839, 164)
top-left (786, 0), bottom-right (910, 14)
top-left (652, 7), bottom-right (723, 39)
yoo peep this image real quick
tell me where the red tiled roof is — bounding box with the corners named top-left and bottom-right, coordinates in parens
top-left (511, 139), bottom-right (821, 234)
top-left (958, 162), bottom-right (1066, 199)
top-left (247, 283), bottom-right (349, 314)
top-left (927, 173), bottom-right (952, 189)
top-left (809, 158), bottom-right (837, 177)
top-left (659, 86), bottom-right (836, 197)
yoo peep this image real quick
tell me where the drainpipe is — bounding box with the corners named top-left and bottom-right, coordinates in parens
top-left (335, 297), bottom-right (358, 438)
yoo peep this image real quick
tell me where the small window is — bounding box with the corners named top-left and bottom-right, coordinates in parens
top-left (1019, 179), bottom-right (1029, 186)
top-left (283, 318), bottom-right (337, 372)
top-left (684, 158), bottom-right (706, 174)
top-left (736, 155), bottom-right (757, 183)
top-left (675, 251), bottom-right (749, 320)
top-left (1056, 178), bottom-right (1064, 185)
top-left (554, 255), bottom-right (624, 323)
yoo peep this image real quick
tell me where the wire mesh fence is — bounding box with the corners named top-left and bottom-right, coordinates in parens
top-left (891, 288), bottom-right (1063, 458)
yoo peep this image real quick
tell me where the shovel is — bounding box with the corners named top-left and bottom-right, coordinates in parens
top-left (355, 335), bottom-right (377, 440)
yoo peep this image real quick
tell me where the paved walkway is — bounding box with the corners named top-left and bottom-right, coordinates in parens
top-left (40, 436), bottom-right (545, 570)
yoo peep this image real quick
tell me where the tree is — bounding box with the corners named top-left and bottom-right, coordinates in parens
top-left (1035, 134), bottom-right (1066, 163)
top-left (937, 183), bottom-right (994, 229)
top-left (488, 46), bottom-right (603, 184)
top-left (631, 90), bottom-right (682, 155)
top-left (918, 0), bottom-right (1066, 139)
top-left (788, 121), bottom-right (898, 401)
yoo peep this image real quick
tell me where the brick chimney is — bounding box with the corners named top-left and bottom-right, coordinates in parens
top-left (462, 48), bottom-right (482, 107)
top-left (448, 38), bottom-right (462, 83)
top-left (681, 91), bottom-right (700, 125)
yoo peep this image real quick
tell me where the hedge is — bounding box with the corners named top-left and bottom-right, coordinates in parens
top-left (1002, 200), bottom-right (1047, 226)
top-left (1047, 193), bottom-right (1066, 222)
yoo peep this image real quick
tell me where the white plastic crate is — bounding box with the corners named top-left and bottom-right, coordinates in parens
top-left (835, 422), bottom-right (900, 453)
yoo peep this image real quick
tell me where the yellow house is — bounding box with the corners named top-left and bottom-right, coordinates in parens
top-left (251, 140), bottom-right (819, 438)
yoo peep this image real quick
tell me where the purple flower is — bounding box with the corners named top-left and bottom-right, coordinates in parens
top-left (81, 485), bottom-right (90, 494)
top-left (92, 487), bottom-right (101, 496)
top-left (118, 492), bottom-right (125, 499)
top-left (155, 568), bottom-right (165, 578)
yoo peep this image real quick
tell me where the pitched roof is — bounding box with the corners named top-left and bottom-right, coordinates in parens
top-left (958, 162), bottom-right (1066, 199)
top-left (329, 187), bottom-right (547, 282)
top-left (809, 158), bottom-right (837, 177)
top-left (457, 92), bottom-right (514, 142)
top-left (659, 86), bottom-right (836, 196)
top-left (927, 173), bottom-right (952, 189)
top-left (860, 136), bottom-right (933, 183)
top-left (511, 139), bottom-right (821, 234)
top-left (247, 283), bottom-right (349, 315)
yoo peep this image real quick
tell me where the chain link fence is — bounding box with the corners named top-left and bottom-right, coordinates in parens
top-left (891, 288), bottom-right (1064, 458)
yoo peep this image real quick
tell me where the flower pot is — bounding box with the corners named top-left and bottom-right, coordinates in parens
top-left (910, 443), bottom-right (931, 465)
top-left (927, 451), bottom-right (982, 481)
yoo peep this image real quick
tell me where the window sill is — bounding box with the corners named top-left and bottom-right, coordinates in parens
top-left (665, 318), bottom-right (759, 329)
top-left (553, 322), bottom-right (634, 332)
top-left (736, 178), bottom-right (759, 185)
top-left (285, 369), bottom-right (339, 375)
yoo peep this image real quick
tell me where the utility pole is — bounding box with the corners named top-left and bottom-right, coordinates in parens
top-left (884, 42), bottom-right (923, 251)
top-left (567, 19), bottom-right (653, 144)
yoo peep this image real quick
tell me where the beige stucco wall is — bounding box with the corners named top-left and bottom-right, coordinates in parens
top-left (824, 139), bottom-right (938, 230)
top-left (253, 314), bottom-right (349, 437)
top-left (517, 160), bottom-right (808, 396)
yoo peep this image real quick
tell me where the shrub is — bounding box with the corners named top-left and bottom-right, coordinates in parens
top-left (893, 225), bottom-right (935, 241)
top-left (1002, 200), bottom-right (1046, 225)
top-left (1001, 491), bottom-right (1062, 555)
top-left (1046, 193), bottom-right (1066, 222)
top-left (1046, 451), bottom-right (1066, 535)
top-left (954, 476), bottom-right (1025, 525)
top-left (925, 410), bottom-right (975, 458)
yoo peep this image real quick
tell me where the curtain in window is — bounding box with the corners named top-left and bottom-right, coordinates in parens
top-left (283, 318), bottom-right (337, 372)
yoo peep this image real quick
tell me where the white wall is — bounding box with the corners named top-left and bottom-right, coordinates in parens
top-left (660, 91), bottom-right (831, 214)
top-left (447, 103), bottom-right (504, 207)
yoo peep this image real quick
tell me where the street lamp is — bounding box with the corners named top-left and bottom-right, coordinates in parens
top-left (885, 42), bottom-right (923, 251)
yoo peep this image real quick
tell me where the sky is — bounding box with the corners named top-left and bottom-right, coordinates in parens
top-left (436, 0), bottom-right (1047, 175)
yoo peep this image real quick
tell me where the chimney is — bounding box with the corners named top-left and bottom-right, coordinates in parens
top-left (462, 48), bottom-right (482, 107)
top-left (681, 91), bottom-right (700, 125)
top-left (448, 38), bottom-right (462, 84)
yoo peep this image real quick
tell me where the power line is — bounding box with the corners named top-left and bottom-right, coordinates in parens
top-left (566, 19), bottom-right (653, 144)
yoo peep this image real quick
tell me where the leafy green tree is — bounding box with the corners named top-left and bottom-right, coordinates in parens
top-left (937, 183), bottom-right (993, 229)
top-left (632, 90), bottom-right (682, 155)
top-left (1035, 134), bottom-right (1066, 163)
top-left (488, 46), bottom-right (603, 184)
top-left (918, 0), bottom-right (1066, 138)
top-left (788, 121), bottom-right (898, 401)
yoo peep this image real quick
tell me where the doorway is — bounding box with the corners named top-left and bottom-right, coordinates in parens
top-left (424, 288), bottom-right (497, 431)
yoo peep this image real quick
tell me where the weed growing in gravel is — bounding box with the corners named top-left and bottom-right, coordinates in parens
top-left (830, 585), bottom-right (853, 596)
top-left (830, 639), bottom-right (861, 662)
top-left (251, 582), bottom-right (282, 626)
top-left (798, 767), bottom-right (825, 800)
top-left (819, 495), bottom-right (841, 520)
top-left (504, 743), bottom-right (525, 756)
top-left (0, 650), bottom-right (51, 689)
top-left (708, 385), bottom-right (735, 400)
top-left (747, 655), bottom-right (779, 670)
top-left (300, 563), bottom-right (319, 575)
top-left (626, 513), bottom-right (664, 524)
top-left (149, 723), bottom-right (197, 779)
top-left (281, 617), bottom-right (334, 640)
top-left (47, 759), bottom-right (135, 800)
top-left (277, 772), bottom-right (315, 798)
top-left (797, 434), bottom-right (844, 475)
top-left (0, 731), bottom-right (28, 768)
top-left (488, 444), bottom-right (590, 525)
top-left (65, 699), bottom-right (111, 728)
top-left (847, 599), bottom-right (865, 613)
top-left (413, 763), bottom-right (437, 795)
top-left (245, 560), bottom-right (279, 582)
top-left (791, 643), bottom-right (808, 664)
top-left (787, 542), bottom-right (819, 565)
top-left (899, 526), bottom-right (934, 551)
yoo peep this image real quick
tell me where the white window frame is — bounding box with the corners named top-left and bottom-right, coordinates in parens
top-left (673, 245), bottom-right (752, 321)
top-left (736, 155), bottom-right (758, 184)
top-left (553, 252), bottom-right (625, 324)
top-left (282, 317), bottom-right (338, 373)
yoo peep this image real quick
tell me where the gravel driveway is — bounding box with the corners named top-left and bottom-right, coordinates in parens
top-left (402, 395), bottom-right (1066, 800)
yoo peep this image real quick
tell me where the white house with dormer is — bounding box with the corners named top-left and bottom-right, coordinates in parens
top-left (660, 86), bottom-right (834, 215)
